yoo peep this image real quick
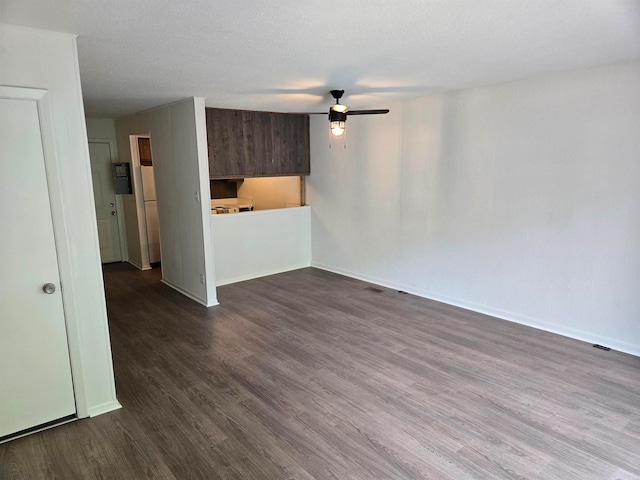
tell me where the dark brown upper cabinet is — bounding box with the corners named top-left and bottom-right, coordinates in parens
top-left (138, 137), bottom-right (153, 166)
top-left (206, 108), bottom-right (310, 179)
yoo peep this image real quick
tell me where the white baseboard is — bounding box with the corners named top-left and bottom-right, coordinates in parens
top-left (87, 400), bottom-right (122, 418)
top-left (161, 278), bottom-right (218, 307)
top-left (311, 262), bottom-right (640, 358)
top-left (127, 260), bottom-right (151, 271)
top-left (215, 263), bottom-right (311, 287)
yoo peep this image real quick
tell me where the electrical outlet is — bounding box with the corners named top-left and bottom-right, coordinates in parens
top-left (199, 274), bottom-right (205, 284)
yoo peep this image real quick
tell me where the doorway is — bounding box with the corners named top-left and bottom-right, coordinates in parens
top-left (131, 134), bottom-right (161, 269)
top-left (89, 139), bottom-right (126, 263)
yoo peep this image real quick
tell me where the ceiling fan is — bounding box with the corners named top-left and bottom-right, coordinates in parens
top-left (307, 90), bottom-right (389, 137)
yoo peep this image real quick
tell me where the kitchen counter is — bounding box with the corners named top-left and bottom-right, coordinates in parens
top-left (211, 206), bottom-right (303, 217)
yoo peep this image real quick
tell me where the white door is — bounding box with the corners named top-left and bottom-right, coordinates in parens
top-left (89, 142), bottom-right (122, 263)
top-left (0, 97), bottom-right (77, 439)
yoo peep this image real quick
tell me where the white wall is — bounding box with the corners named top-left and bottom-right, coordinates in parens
top-left (211, 207), bottom-right (311, 286)
top-left (0, 24), bottom-right (119, 415)
top-left (308, 61), bottom-right (640, 356)
top-left (86, 117), bottom-right (117, 140)
top-left (115, 98), bottom-right (217, 306)
top-left (237, 176), bottom-right (302, 210)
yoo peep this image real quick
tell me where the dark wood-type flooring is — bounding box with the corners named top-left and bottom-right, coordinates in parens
top-left (2, 264), bottom-right (640, 479)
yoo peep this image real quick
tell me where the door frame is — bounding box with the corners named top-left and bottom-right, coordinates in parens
top-left (0, 85), bottom-right (92, 418)
top-left (88, 137), bottom-right (128, 262)
top-left (130, 134), bottom-right (153, 270)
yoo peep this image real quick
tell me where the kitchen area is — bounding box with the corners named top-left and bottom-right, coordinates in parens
top-left (111, 99), bottom-right (312, 302)
top-left (137, 107), bottom-right (312, 273)
top-left (209, 176), bottom-right (301, 215)
top-left (206, 107), bottom-right (312, 286)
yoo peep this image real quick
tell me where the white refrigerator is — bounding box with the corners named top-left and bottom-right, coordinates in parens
top-left (141, 166), bottom-right (161, 264)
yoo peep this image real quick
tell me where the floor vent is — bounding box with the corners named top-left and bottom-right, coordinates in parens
top-left (593, 344), bottom-right (611, 351)
top-left (364, 286), bottom-right (384, 294)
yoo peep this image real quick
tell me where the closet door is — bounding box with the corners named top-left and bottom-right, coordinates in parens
top-left (0, 95), bottom-right (76, 440)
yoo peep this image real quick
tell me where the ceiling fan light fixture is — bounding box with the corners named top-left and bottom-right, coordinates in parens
top-left (330, 120), bottom-right (345, 137)
top-left (329, 110), bottom-right (347, 137)
top-left (299, 89), bottom-right (388, 138)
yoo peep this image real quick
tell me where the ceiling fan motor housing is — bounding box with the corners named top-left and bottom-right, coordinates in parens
top-left (329, 109), bottom-right (347, 123)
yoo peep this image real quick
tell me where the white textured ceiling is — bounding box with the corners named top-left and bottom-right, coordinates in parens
top-left (2, 0), bottom-right (639, 117)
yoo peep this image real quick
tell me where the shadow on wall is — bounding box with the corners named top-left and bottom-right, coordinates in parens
top-left (308, 63), bottom-right (640, 354)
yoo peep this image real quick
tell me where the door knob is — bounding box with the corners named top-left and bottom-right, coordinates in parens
top-left (109, 202), bottom-right (115, 207)
top-left (111, 211), bottom-right (117, 215)
top-left (42, 283), bottom-right (56, 294)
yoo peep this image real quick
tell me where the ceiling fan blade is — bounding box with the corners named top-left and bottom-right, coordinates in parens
top-left (346, 109), bottom-right (390, 115)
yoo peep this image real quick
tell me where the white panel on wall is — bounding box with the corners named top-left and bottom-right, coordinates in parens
top-left (114, 98), bottom-right (217, 306)
top-left (308, 61), bottom-right (640, 356)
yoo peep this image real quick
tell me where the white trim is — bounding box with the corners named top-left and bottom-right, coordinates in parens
top-left (127, 260), bottom-right (152, 271)
top-left (88, 400), bottom-right (122, 417)
top-left (88, 137), bottom-right (127, 263)
top-left (70, 38), bottom-right (119, 416)
top-left (216, 264), bottom-right (310, 287)
top-left (193, 97), bottom-right (218, 306)
top-left (161, 278), bottom-right (218, 307)
top-left (0, 23), bottom-right (78, 39)
top-left (129, 134), bottom-right (152, 270)
top-left (311, 262), bottom-right (640, 358)
top-left (0, 85), bottom-right (48, 100)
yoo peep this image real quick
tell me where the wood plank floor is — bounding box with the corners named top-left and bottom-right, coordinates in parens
top-left (2, 264), bottom-right (640, 479)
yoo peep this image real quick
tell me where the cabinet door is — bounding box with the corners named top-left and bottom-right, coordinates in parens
top-left (270, 112), bottom-right (288, 175)
top-left (206, 108), bottom-right (244, 178)
top-left (270, 113), bottom-right (310, 176)
top-left (241, 110), bottom-right (272, 177)
top-left (138, 137), bottom-right (153, 166)
top-left (287, 113), bottom-right (310, 175)
top-left (206, 108), bottom-right (310, 178)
